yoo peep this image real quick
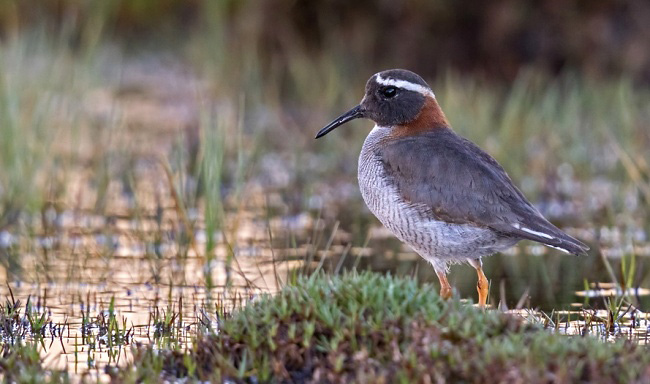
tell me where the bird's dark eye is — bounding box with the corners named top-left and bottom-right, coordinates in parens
top-left (381, 86), bottom-right (397, 98)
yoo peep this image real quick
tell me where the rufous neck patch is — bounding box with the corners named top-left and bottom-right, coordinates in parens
top-left (391, 97), bottom-right (450, 138)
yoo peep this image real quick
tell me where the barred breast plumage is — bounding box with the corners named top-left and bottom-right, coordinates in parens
top-left (358, 125), bottom-right (518, 272)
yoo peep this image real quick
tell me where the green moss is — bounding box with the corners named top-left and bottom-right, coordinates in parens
top-left (0, 343), bottom-right (70, 383)
top-left (119, 272), bottom-right (650, 383)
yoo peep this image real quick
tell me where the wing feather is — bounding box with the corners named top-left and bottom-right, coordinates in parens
top-left (377, 129), bottom-right (589, 255)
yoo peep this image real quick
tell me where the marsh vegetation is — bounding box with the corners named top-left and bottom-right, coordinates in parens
top-left (1, 1), bottom-right (650, 382)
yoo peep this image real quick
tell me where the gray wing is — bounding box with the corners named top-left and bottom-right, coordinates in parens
top-left (378, 129), bottom-right (588, 255)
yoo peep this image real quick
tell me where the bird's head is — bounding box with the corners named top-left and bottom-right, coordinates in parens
top-left (316, 69), bottom-right (447, 139)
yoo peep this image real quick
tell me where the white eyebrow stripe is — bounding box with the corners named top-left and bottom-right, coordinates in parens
top-left (375, 74), bottom-right (435, 98)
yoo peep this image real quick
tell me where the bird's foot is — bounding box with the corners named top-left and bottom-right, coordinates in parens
top-left (440, 285), bottom-right (452, 300)
top-left (469, 259), bottom-right (489, 307)
top-left (435, 269), bottom-right (453, 300)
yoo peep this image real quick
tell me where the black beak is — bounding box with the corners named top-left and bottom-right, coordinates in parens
top-left (315, 105), bottom-right (365, 139)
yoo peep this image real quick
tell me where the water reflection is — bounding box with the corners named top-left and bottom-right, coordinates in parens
top-left (0, 206), bottom-right (303, 379)
top-left (1, 186), bottom-right (649, 379)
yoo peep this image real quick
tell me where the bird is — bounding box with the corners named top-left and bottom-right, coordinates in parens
top-left (315, 69), bottom-right (589, 307)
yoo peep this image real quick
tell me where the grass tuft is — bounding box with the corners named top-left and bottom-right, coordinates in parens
top-left (118, 272), bottom-right (650, 383)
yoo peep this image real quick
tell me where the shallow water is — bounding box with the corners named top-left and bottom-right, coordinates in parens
top-left (1, 58), bottom-right (649, 379)
top-left (1, 201), bottom-right (648, 378)
top-left (0, 184), bottom-right (308, 377)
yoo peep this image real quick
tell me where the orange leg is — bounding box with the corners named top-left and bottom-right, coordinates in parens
top-left (469, 259), bottom-right (489, 307)
top-left (435, 269), bottom-right (453, 300)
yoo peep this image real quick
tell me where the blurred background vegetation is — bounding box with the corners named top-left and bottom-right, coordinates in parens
top-left (1, 2), bottom-right (650, 379)
top-left (0, 0), bottom-right (650, 382)
top-left (0, 0), bottom-right (649, 308)
top-left (3, 0), bottom-right (650, 82)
